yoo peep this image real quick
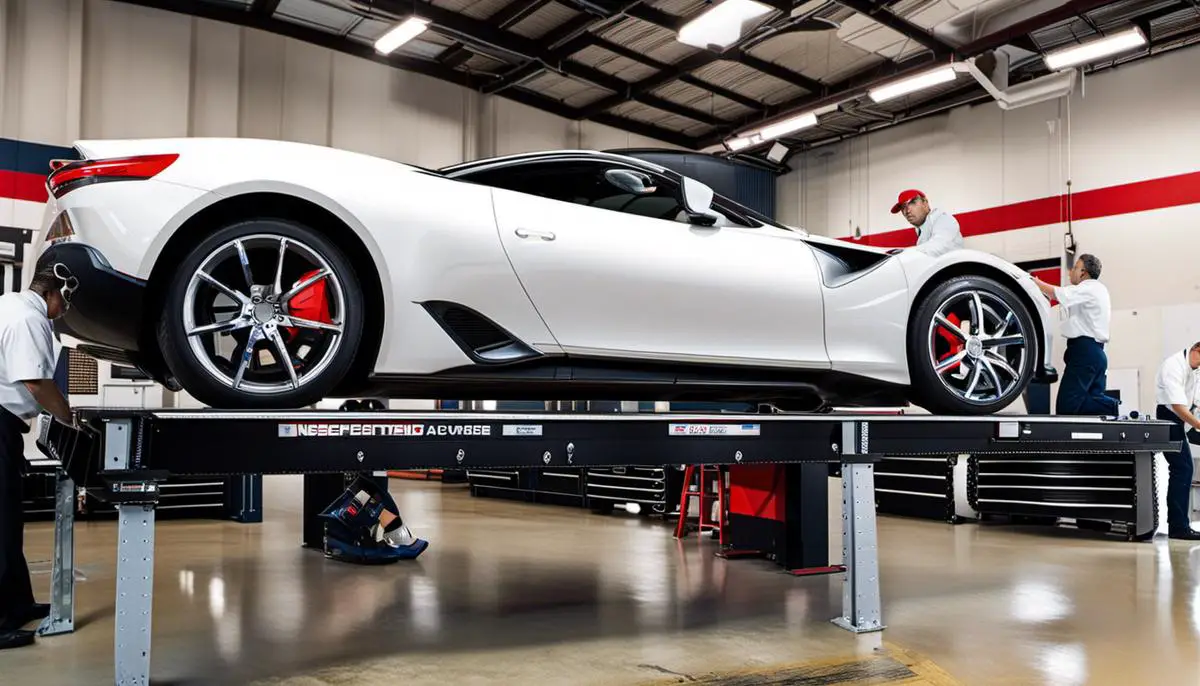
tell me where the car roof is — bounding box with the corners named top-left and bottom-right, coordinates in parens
top-left (438, 149), bottom-right (672, 177)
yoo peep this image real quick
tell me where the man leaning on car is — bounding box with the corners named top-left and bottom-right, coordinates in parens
top-left (890, 189), bottom-right (964, 258)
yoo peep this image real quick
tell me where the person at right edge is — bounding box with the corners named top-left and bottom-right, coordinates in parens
top-left (1154, 341), bottom-right (1200, 540)
top-left (1031, 254), bottom-right (1120, 417)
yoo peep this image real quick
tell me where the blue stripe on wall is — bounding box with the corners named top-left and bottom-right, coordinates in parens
top-left (0, 138), bottom-right (79, 175)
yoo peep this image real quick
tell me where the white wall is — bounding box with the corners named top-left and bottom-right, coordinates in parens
top-left (778, 45), bottom-right (1200, 413)
top-left (0, 0), bottom-right (684, 412)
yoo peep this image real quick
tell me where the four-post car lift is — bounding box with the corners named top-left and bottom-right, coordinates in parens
top-left (33, 408), bottom-right (1178, 686)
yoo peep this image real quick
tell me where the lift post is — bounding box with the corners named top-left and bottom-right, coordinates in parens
top-left (34, 409), bottom-right (1178, 686)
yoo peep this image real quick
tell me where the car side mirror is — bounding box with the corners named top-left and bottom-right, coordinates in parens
top-left (680, 177), bottom-right (721, 226)
top-left (604, 169), bottom-right (656, 195)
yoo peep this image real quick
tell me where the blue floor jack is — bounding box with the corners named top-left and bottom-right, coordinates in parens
top-left (319, 474), bottom-right (430, 564)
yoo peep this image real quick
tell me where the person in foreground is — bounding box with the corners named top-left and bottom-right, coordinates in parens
top-left (0, 263), bottom-right (78, 650)
top-left (890, 189), bottom-right (964, 257)
top-left (1154, 341), bottom-right (1200, 540)
top-left (1031, 254), bottom-right (1120, 416)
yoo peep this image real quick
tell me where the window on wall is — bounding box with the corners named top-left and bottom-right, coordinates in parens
top-left (67, 349), bottom-right (98, 395)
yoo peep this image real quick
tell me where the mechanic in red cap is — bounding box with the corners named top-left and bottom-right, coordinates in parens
top-left (891, 189), bottom-right (963, 257)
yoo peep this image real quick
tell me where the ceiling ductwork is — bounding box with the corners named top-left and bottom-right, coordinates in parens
top-left (933, 0), bottom-right (1075, 47)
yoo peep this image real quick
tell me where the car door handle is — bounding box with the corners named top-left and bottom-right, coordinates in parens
top-left (515, 228), bottom-right (556, 241)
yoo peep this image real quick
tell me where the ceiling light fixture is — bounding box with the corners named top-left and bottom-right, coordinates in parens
top-left (375, 16), bottom-right (429, 55)
top-left (678, 0), bottom-right (774, 49)
top-left (868, 65), bottom-right (957, 103)
top-left (723, 109), bottom-right (820, 152)
top-left (1042, 26), bottom-right (1146, 70)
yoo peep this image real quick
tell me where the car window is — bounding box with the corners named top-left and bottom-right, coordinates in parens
top-left (453, 160), bottom-right (756, 228)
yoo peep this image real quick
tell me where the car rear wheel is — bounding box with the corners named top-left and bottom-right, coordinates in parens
top-left (158, 218), bottom-right (364, 409)
top-left (908, 275), bottom-right (1037, 415)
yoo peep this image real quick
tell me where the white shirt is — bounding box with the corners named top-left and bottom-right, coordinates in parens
top-left (1156, 348), bottom-right (1200, 409)
top-left (913, 208), bottom-right (964, 258)
top-left (0, 291), bottom-right (58, 420)
top-left (1053, 278), bottom-right (1111, 342)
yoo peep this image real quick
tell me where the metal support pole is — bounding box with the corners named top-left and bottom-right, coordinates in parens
top-left (104, 418), bottom-right (157, 686)
top-left (37, 469), bottom-right (76, 636)
top-left (1133, 451), bottom-right (1158, 540)
top-left (832, 420), bottom-right (885, 634)
top-left (114, 504), bottom-right (156, 686)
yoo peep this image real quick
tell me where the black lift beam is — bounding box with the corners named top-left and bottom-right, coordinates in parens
top-left (33, 409), bottom-right (1178, 686)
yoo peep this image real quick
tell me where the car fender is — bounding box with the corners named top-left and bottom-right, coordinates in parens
top-left (895, 248), bottom-right (1055, 370)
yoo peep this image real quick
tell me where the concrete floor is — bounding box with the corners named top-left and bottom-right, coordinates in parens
top-left (5, 476), bottom-right (1199, 685)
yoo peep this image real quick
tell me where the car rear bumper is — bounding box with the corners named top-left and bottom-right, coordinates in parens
top-left (36, 241), bottom-right (147, 354)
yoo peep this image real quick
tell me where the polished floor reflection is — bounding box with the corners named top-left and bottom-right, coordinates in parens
top-left (4, 477), bottom-right (1199, 685)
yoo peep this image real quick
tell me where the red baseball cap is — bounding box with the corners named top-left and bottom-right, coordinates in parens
top-left (890, 189), bottom-right (925, 214)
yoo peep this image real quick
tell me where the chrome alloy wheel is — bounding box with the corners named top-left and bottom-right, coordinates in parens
top-left (181, 234), bottom-right (346, 395)
top-left (926, 289), bottom-right (1028, 404)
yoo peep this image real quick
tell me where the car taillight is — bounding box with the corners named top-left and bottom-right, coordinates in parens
top-left (46, 211), bottom-right (75, 244)
top-left (47, 153), bottom-right (179, 198)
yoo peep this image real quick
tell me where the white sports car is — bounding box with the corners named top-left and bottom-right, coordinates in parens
top-left (30, 138), bottom-right (1057, 414)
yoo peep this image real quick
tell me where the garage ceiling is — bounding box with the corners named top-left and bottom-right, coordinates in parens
top-left (114, 0), bottom-right (1200, 167)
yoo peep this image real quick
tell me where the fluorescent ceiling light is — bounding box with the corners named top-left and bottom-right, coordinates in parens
top-left (678, 0), bottom-right (773, 49)
top-left (724, 109), bottom-right (819, 151)
top-left (725, 135), bottom-right (756, 152)
top-left (868, 65), bottom-right (957, 103)
top-left (1043, 27), bottom-right (1146, 70)
top-left (758, 111), bottom-right (818, 140)
top-left (375, 17), bottom-right (429, 55)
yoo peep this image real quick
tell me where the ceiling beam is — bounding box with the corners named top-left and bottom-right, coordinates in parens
top-left (954, 0), bottom-right (1123, 56)
top-left (481, 5), bottom-right (632, 94)
top-left (575, 4), bottom-right (826, 118)
top-left (114, 0), bottom-right (478, 86)
top-left (591, 38), bottom-right (767, 110)
top-left (835, 0), bottom-right (954, 55)
top-left (436, 0), bottom-right (550, 70)
top-left (112, 0), bottom-right (697, 149)
top-left (250, 0), bottom-right (282, 17)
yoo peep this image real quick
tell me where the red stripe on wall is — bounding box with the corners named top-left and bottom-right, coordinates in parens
top-left (843, 168), bottom-right (1200, 246)
top-left (0, 170), bottom-right (48, 203)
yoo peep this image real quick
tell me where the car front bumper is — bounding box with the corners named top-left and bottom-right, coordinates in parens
top-left (36, 241), bottom-right (149, 355)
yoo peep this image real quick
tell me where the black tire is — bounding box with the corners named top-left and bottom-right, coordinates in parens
top-left (908, 274), bottom-right (1037, 415)
top-left (157, 218), bottom-right (364, 409)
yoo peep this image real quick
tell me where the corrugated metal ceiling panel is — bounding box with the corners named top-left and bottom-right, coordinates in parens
top-left (649, 0), bottom-right (713, 16)
top-left (1151, 7), bottom-right (1200, 37)
top-left (509, 1), bottom-right (581, 39)
top-left (519, 73), bottom-right (613, 107)
top-left (462, 53), bottom-right (512, 74)
top-left (430, 0), bottom-right (513, 19)
top-left (746, 31), bottom-right (884, 85)
top-left (1086, 0), bottom-right (1175, 26)
top-left (275, 0), bottom-right (361, 33)
top-left (691, 60), bottom-right (811, 106)
top-left (598, 17), bottom-right (701, 65)
top-left (651, 80), bottom-right (756, 120)
top-left (571, 45), bottom-right (660, 82)
top-left (611, 101), bottom-right (714, 137)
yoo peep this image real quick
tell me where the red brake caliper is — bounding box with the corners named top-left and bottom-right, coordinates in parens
top-left (283, 269), bottom-right (333, 367)
top-left (936, 312), bottom-right (964, 372)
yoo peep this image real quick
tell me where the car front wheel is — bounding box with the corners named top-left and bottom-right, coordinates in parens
top-left (157, 218), bottom-right (364, 409)
top-left (908, 274), bottom-right (1037, 415)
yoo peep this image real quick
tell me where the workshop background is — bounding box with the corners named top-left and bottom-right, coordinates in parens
top-left (2, 0), bottom-right (1197, 419)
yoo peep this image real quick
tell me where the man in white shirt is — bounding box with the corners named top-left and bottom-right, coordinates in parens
top-left (1031, 254), bottom-right (1120, 416)
top-left (1154, 342), bottom-right (1200, 540)
top-left (0, 263), bottom-right (76, 650)
top-left (890, 189), bottom-right (964, 258)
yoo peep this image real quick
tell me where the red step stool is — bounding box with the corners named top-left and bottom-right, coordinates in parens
top-left (674, 464), bottom-right (728, 543)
